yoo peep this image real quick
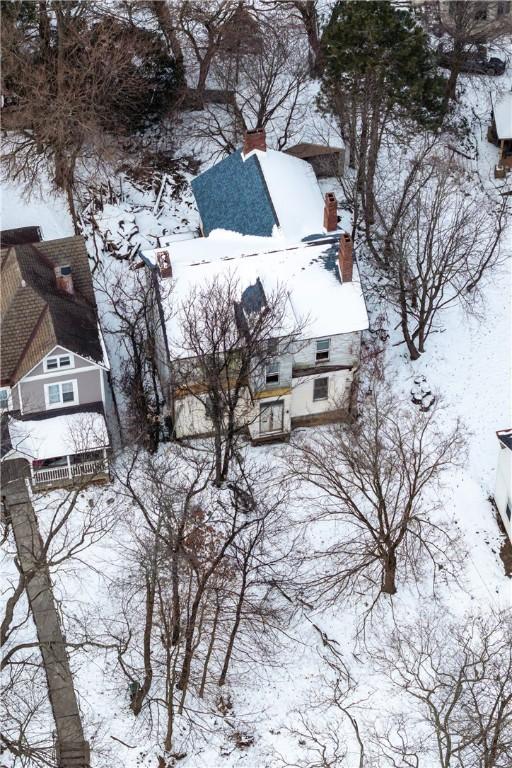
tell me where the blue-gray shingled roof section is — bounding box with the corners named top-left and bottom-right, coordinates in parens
top-left (498, 432), bottom-right (512, 451)
top-left (191, 150), bottom-right (279, 237)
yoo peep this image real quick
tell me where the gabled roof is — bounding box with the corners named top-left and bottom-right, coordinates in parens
top-left (493, 93), bottom-right (512, 140)
top-left (191, 150), bottom-right (277, 238)
top-left (1, 237), bottom-right (104, 385)
top-left (191, 148), bottom-right (325, 241)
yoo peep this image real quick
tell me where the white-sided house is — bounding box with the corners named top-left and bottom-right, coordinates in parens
top-left (1, 233), bottom-right (113, 488)
top-left (495, 429), bottom-right (512, 542)
top-left (140, 130), bottom-right (367, 441)
top-left (142, 230), bottom-right (368, 442)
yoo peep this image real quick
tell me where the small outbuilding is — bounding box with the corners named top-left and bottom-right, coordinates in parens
top-left (495, 428), bottom-right (512, 542)
top-left (489, 92), bottom-right (512, 177)
top-left (284, 142), bottom-right (345, 179)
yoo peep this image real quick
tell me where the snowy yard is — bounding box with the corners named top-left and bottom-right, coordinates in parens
top-left (1, 7), bottom-right (512, 768)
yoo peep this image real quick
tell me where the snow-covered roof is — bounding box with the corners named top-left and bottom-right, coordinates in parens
top-left (252, 149), bottom-right (326, 241)
top-left (142, 233), bottom-right (368, 356)
top-left (150, 229), bottom-right (287, 266)
top-left (493, 93), bottom-right (512, 139)
top-left (4, 411), bottom-right (109, 461)
top-left (190, 148), bottom-right (326, 242)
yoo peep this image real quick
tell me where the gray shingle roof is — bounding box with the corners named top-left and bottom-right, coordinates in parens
top-left (191, 150), bottom-right (278, 237)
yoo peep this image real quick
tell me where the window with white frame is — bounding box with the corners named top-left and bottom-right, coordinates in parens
top-left (45, 380), bottom-right (78, 408)
top-left (313, 377), bottom-right (329, 401)
top-left (45, 353), bottom-right (73, 372)
top-left (0, 387), bottom-right (12, 412)
top-left (315, 338), bottom-right (330, 363)
top-left (265, 361), bottom-right (280, 385)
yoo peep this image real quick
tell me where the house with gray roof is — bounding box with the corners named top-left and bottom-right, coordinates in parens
top-left (1, 234), bottom-right (113, 488)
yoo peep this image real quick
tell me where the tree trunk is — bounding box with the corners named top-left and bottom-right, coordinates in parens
top-left (214, 425), bottom-right (223, 487)
top-left (176, 590), bottom-right (202, 705)
top-left (398, 269), bottom-right (421, 360)
top-left (151, 0), bottom-right (186, 83)
top-left (199, 593), bottom-right (220, 698)
top-left (381, 549), bottom-right (397, 595)
top-left (131, 570), bottom-right (156, 715)
top-left (170, 547), bottom-right (181, 646)
top-left (218, 569), bottom-right (247, 687)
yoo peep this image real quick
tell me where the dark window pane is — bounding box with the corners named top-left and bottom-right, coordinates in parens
top-left (313, 377), bottom-right (328, 401)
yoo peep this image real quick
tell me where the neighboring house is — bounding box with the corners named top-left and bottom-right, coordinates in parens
top-left (495, 429), bottom-right (512, 542)
top-left (410, 0), bottom-right (512, 25)
top-left (285, 142), bottom-right (345, 179)
top-left (440, 0), bottom-right (511, 24)
top-left (1, 234), bottom-right (113, 488)
top-left (489, 92), bottom-right (512, 177)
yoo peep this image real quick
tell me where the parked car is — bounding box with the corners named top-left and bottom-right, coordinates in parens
top-left (437, 44), bottom-right (506, 75)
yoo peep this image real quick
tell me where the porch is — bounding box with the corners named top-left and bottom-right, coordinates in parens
top-left (30, 449), bottom-right (110, 489)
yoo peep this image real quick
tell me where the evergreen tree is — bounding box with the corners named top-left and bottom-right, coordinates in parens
top-left (318, 0), bottom-right (446, 226)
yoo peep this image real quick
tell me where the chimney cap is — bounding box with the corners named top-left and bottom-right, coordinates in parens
top-left (243, 127), bottom-right (266, 155)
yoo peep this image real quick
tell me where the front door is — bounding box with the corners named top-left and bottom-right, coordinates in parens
top-left (259, 401), bottom-right (284, 434)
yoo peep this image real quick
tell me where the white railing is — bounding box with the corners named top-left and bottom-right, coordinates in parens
top-left (32, 458), bottom-right (108, 486)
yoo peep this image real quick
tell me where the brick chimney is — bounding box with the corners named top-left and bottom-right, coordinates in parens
top-left (323, 192), bottom-right (338, 232)
top-left (243, 127), bottom-right (266, 155)
top-left (54, 265), bottom-right (74, 295)
top-left (339, 233), bottom-right (353, 283)
top-left (156, 249), bottom-right (172, 278)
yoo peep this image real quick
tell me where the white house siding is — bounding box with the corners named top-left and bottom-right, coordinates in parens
top-left (291, 368), bottom-right (352, 422)
top-left (174, 389), bottom-right (253, 439)
top-left (292, 332), bottom-right (360, 370)
top-left (173, 331), bottom-right (361, 440)
top-left (495, 443), bottom-right (512, 542)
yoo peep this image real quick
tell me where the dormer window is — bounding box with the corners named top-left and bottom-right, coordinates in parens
top-left (45, 354), bottom-right (73, 372)
top-left (316, 339), bottom-right (330, 363)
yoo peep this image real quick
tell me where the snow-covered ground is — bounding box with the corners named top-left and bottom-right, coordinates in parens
top-left (1, 64), bottom-right (511, 768)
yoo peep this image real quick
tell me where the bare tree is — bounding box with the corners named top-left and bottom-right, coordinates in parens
top-left (176, 273), bottom-right (304, 486)
top-left (371, 150), bottom-right (508, 360)
top-left (98, 263), bottom-right (171, 451)
top-left (173, 0), bottom-right (241, 97)
top-left (374, 609), bottom-right (512, 768)
top-left (1, 2), bottom-right (180, 227)
top-left (191, 8), bottom-right (311, 157)
top-left (108, 446), bottom-right (291, 756)
top-left (287, 385), bottom-right (463, 602)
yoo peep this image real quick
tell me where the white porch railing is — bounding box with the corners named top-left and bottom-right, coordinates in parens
top-left (31, 456), bottom-right (109, 486)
